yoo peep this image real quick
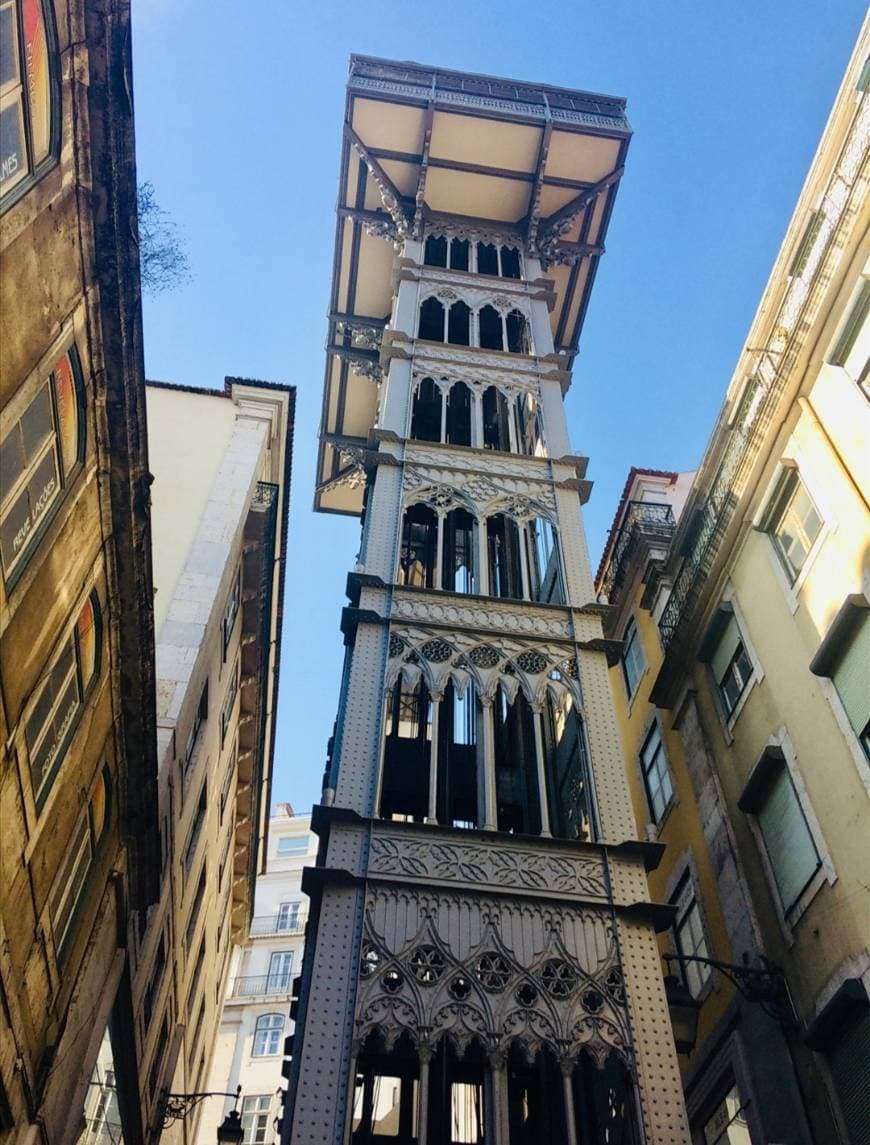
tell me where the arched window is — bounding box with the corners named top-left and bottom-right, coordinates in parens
top-left (398, 504), bottom-right (437, 587)
top-left (1, 345), bottom-right (85, 584)
top-left (424, 234), bottom-right (448, 267)
top-left (482, 386), bottom-right (511, 451)
top-left (542, 691), bottom-right (596, 842)
top-left (418, 297), bottom-right (445, 341)
top-left (380, 678), bottom-right (432, 822)
top-left (508, 1045), bottom-right (567, 1141)
top-left (447, 300), bottom-right (471, 346)
top-left (478, 305), bottom-right (503, 351)
top-left (410, 377), bottom-right (442, 442)
top-left (487, 514), bottom-right (523, 600)
top-left (0, 0), bottom-right (57, 211)
top-left (515, 393), bottom-right (543, 456)
top-left (442, 508), bottom-right (475, 593)
top-left (525, 517), bottom-right (564, 604)
top-left (506, 309), bottom-right (531, 354)
top-left (445, 381), bottom-right (472, 446)
top-left (449, 237), bottom-right (470, 271)
top-left (493, 686), bottom-right (541, 834)
top-left (477, 241), bottom-right (499, 276)
top-left (500, 246), bottom-right (522, 279)
top-left (252, 1013), bottom-right (284, 1057)
top-left (352, 1032), bottom-right (420, 1143)
top-left (436, 680), bottom-right (479, 829)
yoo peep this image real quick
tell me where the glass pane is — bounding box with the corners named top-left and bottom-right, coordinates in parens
top-left (371, 1075), bottom-right (403, 1135)
top-left (54, 354), bottom-right (80, 477)
top-left (0, 5), bottom-right (20, 88)
top-left (26, 446), bottom-right (60, 533)
top-left (0, 97), bottom-right (27, 193)
top-left (0, 422), bottom-right (25, 493)
top-left (21, 0), bottom-right (51, 162)
top-left (20, 383), bottom-right (53, 461)
top-left (452, 1081), bottom-right (484, 1142)
top-left (0, 485), bottom-right (33, 570)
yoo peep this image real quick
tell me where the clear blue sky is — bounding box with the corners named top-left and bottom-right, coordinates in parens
top-left (131, 1), bottom-right (866, 814)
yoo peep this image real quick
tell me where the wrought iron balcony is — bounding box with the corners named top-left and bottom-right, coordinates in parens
top-left (249, 912), bottom-right (308, 938)
top-left (599, 501), bottom-right (676, 604)
top-left (229, 973), bottom-right (293, 999)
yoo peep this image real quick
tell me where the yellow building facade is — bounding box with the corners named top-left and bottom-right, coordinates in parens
top-left (599, 20), bottom-right (869, 1145)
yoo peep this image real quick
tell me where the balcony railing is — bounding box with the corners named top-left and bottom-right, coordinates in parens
top-left (230, 973), bottom-right (293, 999)
top-left (249, 912), bottom-right (308, 938)
top-left (599, 501), bottom-right (676, 603)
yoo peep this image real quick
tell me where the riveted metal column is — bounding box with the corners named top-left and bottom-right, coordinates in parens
top-left (435, 511), bottom-right (445, 589)
top-left (488, 1050), bottom-right (510, 1143)
top-left (476, 517), bottom-right (489, 596)
top-left (427, 695), bottom-right (441, 823)
top-left (561, 1058), bottom-right (579, 1145)
top-left (472, 388), bottom-right (484, 448)
top-left (531, 705), bottom-right (552, 837)
top-left (417, 1042), bottom-right (433, 1145)
top-left (479, 695), bottom-right (498, 830)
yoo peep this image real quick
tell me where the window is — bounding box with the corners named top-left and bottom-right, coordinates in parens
top-left (183, 681), bottom-right (208, 778)
top-left (276, 836), bottom-right (309, 858)
top-left (1, 349), bottom-right (84, 583)
top-left (241, 1095), bottom-right (271, 1145)
top-left (410, 377), bottom-right (442, 442)
top-left (418, 297), bottom-right (445, 341)
top-left (48, 764), bottom-right (111, 959)
top-left (148, 1014), bottom-right (169, 1100)
top-left (0, 0), bottom-right (56, 210)
top-left (810, 598), bottom-right (870, 759)
top-left (183, 782), bottom-right (207, 872)
top-left (505, 309), bottom-right (530, 354)
top-left (639, 723), bottom-right (673, 823)
top-left (476, 241), bottom-right (499, 276)
top-left (221, 660), bottom-right (240, 748)
top-left (267, 951), bottom-right (293, 991)
top-left (789, 209), bottom-right (823, 279)
top-left (700, 1083), bottom-right (751, 1145)
top-left (493, 687), bottom-right (541, 834)
top-left (482, 386), bottom-right (511, 450)
top-left (222, 566), bottom-right (241, 658)
top-left (526, 517), bottom-right (563, 604)
top-left (276, 901), bottom-right (301, 932)
top-left (542, 690), bottom-right (596, 842)
top-left (487, 514), bottom-right (523, 600)
top-left (219, 742), bottom-right (236, 820)
top-left (620, 618), bottom-right (645, 697)
top-left (352, 1036), bottom-right (420, 1142)
top-left (767, 470), bottom-right (822, 582)
top-left (515, 392), bottom-right (543, 456)
top-left (143, 932), bottom-right (166, 1030)
top-left (447, 300), bottom-right (470, 346)
top-left (670, 872), bottom-right (710, 998)
top-left (399, 503), bottom-right (437, 588)
top-left (445, 382), bottom-right (472, 446)
top-left (478, 304), bottom-right (503, 350)
top-left (805, 982), bottom-right (870, 1145)
top-left (707, 612), bottom-right (754, 719)
top-left (26, 590), bottom-right (101, 806)
top-left (252, 1013), bottom-right (284, 1057)
top-left (423, 234), bottom-right (469, 271)
top-left (738, 750), bottom-right (820, 914)
top-left (436, 681), bottom-right (479, 829)
top-left (830, 279), bottom-right (869, 392)
top-left (184, 864), bottom-right (207, 949)
top-left (380, 678), bottom-right (432, 823)
top-left (442, 508), bottom-right (475, 594)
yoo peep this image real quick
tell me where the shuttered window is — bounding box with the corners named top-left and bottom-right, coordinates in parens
top-left (831, 614), bottom-right (870, 759)
top-left (828, 1008), bottom-right (870, 1145)
top-left (829, 279), bottom-right (869, 391)
top-left (755, 762), bottom-right (820, 913)
top-left (710, 615), bottom-right (753, 717)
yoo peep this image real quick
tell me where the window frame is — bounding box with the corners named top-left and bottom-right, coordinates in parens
top-left (183, 681), bottom-right (209, 781)
top-left (220, 658), bottom-right (240, 749)
top-left (699, 605), bottom-right (760, 729)
top-left (276, 835), bottom-right (309, 858)
top-left (0, 343), bottom-right (86, 588)
top-left (669, 869), bottom-right (711, 999)
top-left (25, 588), bottom-right (102, 809)
top-left (639, 721), bottom-right (674, 825)
top-left (0, 0), bottom-right (60, 214)
top-left (765, 469), bottom-right (824, 584)
top-left (620, 617), bottom-right (646, 699)
top-left (240, 1095), bottom-right (272, 1145)
top-left (828, 277), bottom-right (869, 390)
top-left (222, 565), bottom-right (242, 659)
top-left (252, 1012), bottom-right (284, 1057)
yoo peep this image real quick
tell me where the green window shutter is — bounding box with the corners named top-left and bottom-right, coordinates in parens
top-left (711, 616), bottom-right (741, 682)
top-left (757, 766), bottom-right (819, 912)
top-left (829, 1009), bottom-right (870, 1145)
top-left (789, 210), bottom-right (824, 278)
top-left (832, 615), bottom-right (870, 739)
top-left (830, 280), bottom-right (870, 366)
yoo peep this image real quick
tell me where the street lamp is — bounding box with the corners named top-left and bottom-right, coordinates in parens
top-left (663, 952), bottom-right (792, 1055)
top-left (161, 1084), bottom-right (244, 1142)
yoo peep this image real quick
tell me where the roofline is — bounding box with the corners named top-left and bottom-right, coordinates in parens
top-left (348, 53), bottom-right (628, 110)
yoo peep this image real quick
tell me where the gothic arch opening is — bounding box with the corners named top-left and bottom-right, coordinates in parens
top-left (482, 385), bottom-right (511, 451)
top-left (525, 516), bottom-right (564, 604)
top-left (380, 677), bottom-right (432, 823)
top-left (352, 1030), bottom-right (420, 1143)
top-left (437, 680), bottom-right (479, 829)
top-left (487, 514), bottom-right (523, 600)
top-left (493, 685), bottom-right (542, 834)
top-left (478, 304), bottom-right (504, 351)
top-left (542, 690), bottom-right (597, 842)
top-left (442, 508), bottom-right (476, 594)
top-left (447, 300), bottom-right (471, 346)
top-left (507, 1044), bottom-right (567, 1143)
top-left (419, 296), bottom-right (445, 341)
top-left (506, 309), bottom-right (530, 354)
top-left (399, 503), bottom-right (437, 588)
top-left (424, 234), bottom-right (448, 267)
top-left (445, 381), bottom-right (472, 446)
top-left (411, 378), bottom-right (442, 442)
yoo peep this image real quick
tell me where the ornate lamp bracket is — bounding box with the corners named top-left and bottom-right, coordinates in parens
top-left (161, 1084), bottom-right (242, 1127)
top-left (664, 953), bottom-right (793, 1024)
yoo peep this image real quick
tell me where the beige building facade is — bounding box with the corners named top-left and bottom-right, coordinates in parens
top-left (123, 378), bottom-right (293, 1141)
top-left (197, 807), bottom-right (315, 1145)
top-left (0, 1), bottom-right (159, 1139)
top-left (599, 20), bottom-right (869, 1145)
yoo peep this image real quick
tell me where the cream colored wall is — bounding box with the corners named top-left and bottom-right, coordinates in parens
top-left (145, 387), bottom-right (238, 633)
top-left (694, 386), bottom-right (870, 1022)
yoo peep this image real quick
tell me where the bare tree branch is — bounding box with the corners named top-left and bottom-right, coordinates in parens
top-left (137, 181), bottom-right (191, 294)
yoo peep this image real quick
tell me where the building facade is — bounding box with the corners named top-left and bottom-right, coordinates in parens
top-left (0, 1), bottom-right (159, 1140)
top-left (197, 807), bottom-right (316, 1145)
top-left (116, 378), bottom-right (293, 1143)
top-left (600, 21), bottom-right (869, 1145)
top-left (284, 57), bottom-right (691, 1145)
